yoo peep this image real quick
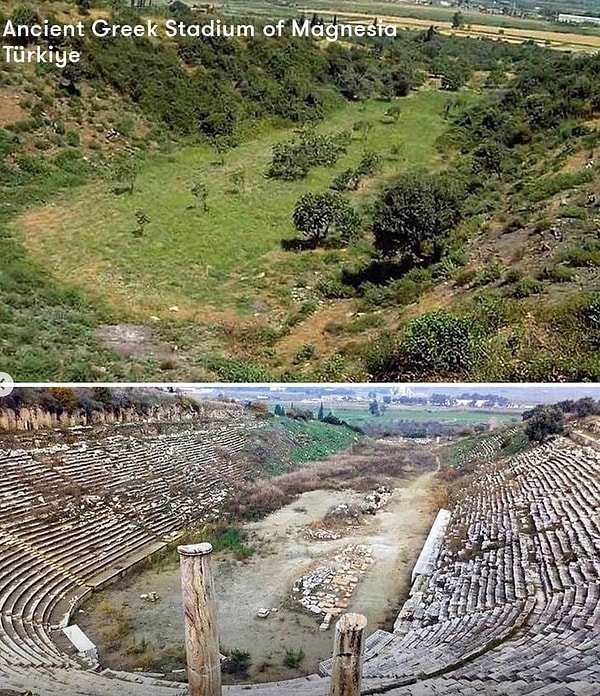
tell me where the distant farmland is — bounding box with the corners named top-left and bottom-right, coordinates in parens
top-left (272, 404), bottom-right (523, 427)
top-left (225, 0), bottom-right (600, 52)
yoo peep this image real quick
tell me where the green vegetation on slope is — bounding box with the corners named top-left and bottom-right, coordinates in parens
top-left (4, 2), bottom-right (600, 380)
top-left (13, 93), bottom-right (447, 309)
top-left (279, 417), bottom-right (361, 464)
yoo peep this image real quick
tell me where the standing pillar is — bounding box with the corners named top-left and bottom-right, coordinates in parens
top-left (329, 613), bottom-right (367, 696)
top-left (177, 542), bottom-right (222, 696)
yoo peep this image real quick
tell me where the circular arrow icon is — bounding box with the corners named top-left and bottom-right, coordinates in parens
top-left (0, 373), bottom-right (14, 397)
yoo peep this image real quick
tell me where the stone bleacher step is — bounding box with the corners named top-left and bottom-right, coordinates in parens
top-left (318, 629), bottom-right (395, 676)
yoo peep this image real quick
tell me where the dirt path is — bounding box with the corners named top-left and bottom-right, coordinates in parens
top-left (79, 469), bottom-right (436, 682)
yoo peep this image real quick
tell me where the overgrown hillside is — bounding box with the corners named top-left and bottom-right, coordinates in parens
top-left (2, 1), bottom-right (600, 380)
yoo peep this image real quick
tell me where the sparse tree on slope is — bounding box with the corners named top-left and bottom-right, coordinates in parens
top-left (372, 172), bottom-right (463, 266)
top-left (292, 192), bottom-right (360, 247)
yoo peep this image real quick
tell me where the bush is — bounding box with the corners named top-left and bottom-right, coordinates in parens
top-left (294, 343), bottom-right (316, 363)
top-left (558, 205), bottom-right (587, 220)
top-left (201, 357), bottom-right (271, 381)
top-left (503, 267), bottom-right (522, 285)
top-left (330, 168), bottom-right (356, 191)
top-left (267, 129), bottom-right (349, 181)
top-left (65, 130), bottom-right (80, 147)
top-left (365, 310), bottom-right (483, 380)
top-left (537, 265), bottom-right (575, 283)
top-left (223, 649), bottom-right (251, 675)
top-left (286, 300), bottom-right (319, 327)
top-left (473, 262), bottom-right (502, 287)
top-left (521, 168), bottom-right (595, 203)
top-left (523, 405), bottom-right (564, 442)
top-left (400, 310), bottom-right (482, 377)
top-left (511, 277), bottom-right (543, 298)
top-left (291, 191), bottom-right (360, 247)
top-left (313, 354), bottom-right (348, 381)
top-left (372, 172), bottom-right (464, 267)
top-left (503, 216), bottom-right (526, 234)
top-left (560, 241), bottom-right (600, 268)
top-left (454, 267), bottom-right (478, 287)
top-left (355, 150), bottom-right (380, 177)
top-left (316, 276), bottom-right (355, 299)
top-left (283, 648), bottom-right (305, 669)
top-left (16, 153), bottom-right (47, 174)
top-left (229, 481), bottom-right (290, 520)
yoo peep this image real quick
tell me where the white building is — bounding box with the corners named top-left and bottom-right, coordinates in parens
top-left (557, 13), bottom-right (600, 25)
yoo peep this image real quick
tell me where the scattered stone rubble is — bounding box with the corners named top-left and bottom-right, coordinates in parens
top-left (304, 486), bottom-right (392, 540)
top-left (304, 527), bottom-right (341, 541)
top-left (140, 592), bottom-right (160, 602)
top-left (359, 485), bottom-right (392, 515)
top-left (292, 544), bottom-right (374, 630)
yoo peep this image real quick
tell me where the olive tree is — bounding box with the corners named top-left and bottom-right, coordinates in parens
top-left (292, 192), bottom-right (360, 247)
top-left (372, 172), bottom-right (463, 266)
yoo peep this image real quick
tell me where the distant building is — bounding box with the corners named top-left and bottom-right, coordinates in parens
top-left (557, 13), bottom-right (600, 24)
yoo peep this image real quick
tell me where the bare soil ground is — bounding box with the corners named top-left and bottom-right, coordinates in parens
top-left (78, 458), bottom-right (437, 683)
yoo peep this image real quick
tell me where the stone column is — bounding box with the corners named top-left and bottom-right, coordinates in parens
top-left (177, 542), bottom-right (222, 696)
top-left (329, 613), bottom-right (367, 696)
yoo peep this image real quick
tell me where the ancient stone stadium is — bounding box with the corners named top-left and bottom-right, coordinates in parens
top-left (0, 405), bottom-right (599, 696)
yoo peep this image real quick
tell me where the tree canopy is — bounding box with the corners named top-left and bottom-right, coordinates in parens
top-left (523, 405), bottom-right (564, 443)
top-left (292, 191), bottom-right (360, 247)
top-left (372, 172), bottom-right (464, 266)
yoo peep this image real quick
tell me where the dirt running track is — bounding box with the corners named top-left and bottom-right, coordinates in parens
top-left (79, 470), bottom-right (436, 682)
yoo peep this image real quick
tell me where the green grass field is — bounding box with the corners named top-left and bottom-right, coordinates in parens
top-left (330, 407), bottom-right (521, 425)
top-left (14, 91), bottom-right (449, 320)
top-left (273, 404), bottom-right (522, 426)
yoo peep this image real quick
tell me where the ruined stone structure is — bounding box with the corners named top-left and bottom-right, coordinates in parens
top-left (0, 428), bottom-right (598, 695)
top-left (0, 399), bottom-right (242, 432)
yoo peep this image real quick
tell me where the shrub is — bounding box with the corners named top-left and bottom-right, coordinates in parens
top-left (524, 405), bottom-right (564, 442)
top-left (365, 310), bottom-right (483, 380)
top-left (283, 648), bottom-right (305, 669)
top-left (560, 241), bottom-right (600, 268)
top-left (16, 153), bottom-right (47, 174)
top-left (223, 649), bottom-right (251, 675)
top-left (294, 344), bottom-right (316, 363)
top-left (201, 357), bottom-right (271, 381)
top-left (400, 310), bottom-right (482, 378)
top-left (292, 191), bottom-right (360, 247)
top-left (316, 276), bottom-right (355, 299)
top-left (330, 168), bottom-right (356, 191)
top-left (473, 262), bottom-right (502, 287)
top-left (233, 481), bottom-right (290, 520)
top-left (313, 354), bottom-right (347, 381)
top-left (558, 205), bottom-right (586, 220)
top-left (355, 150), bottom-right (380, 177)
top-left (454, 267), bottom-right (478, 287)
top-left (503, 267), bottom-right (522, 285)
top-left (511, 277), bottom-right (543, 298)
top-left (372, 172), bottom-right (464, 266)
top-left (286, 300), bottom-right (319, 328)
top-left (537, 265), bottom-right (575, 283)
top-left (521, 168), bottom-right (595, 203)
top-left (267, 129), bottom-right (349, 181)
top-left (65, 130), bottom-right (80, 147)
top-left (382, 269), bottom-right (433, 306)
top-left (503, 216), bottom-right (526, 234)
